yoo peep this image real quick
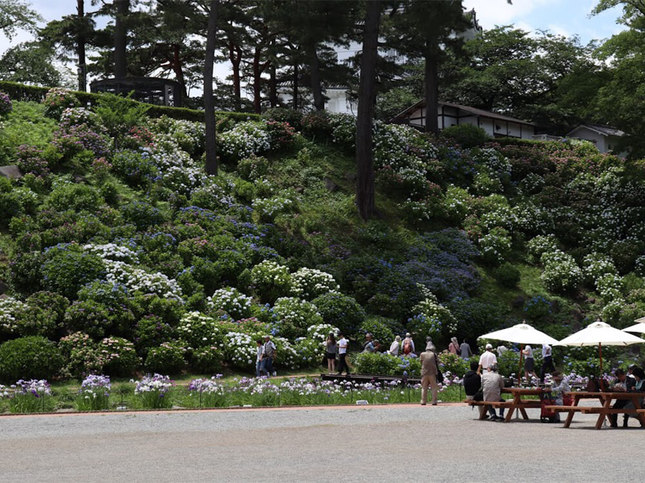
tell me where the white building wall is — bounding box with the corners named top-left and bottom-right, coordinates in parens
top-left (568, 128), bottom-right (608, 152)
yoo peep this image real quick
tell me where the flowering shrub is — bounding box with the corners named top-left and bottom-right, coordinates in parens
top-left (272, 297), bottom-right (324, 339)
top-left (354, 352), bottom-right (421, 377)
top-left (478, 226), bottom-right (512, 264)
top-left (189, 345), bottom-right (223, 373)
top-left (0, 296), bottom-right (28, 335)
top-left (359, 316), bottom-right (396, 347)
top-left (207, 287), bottom-right (253, 320)
top-left (582, 253), bottom-right (617, 285)
top-left (43, 87), bottom-right (80, 119)
top-left (98, 337), bottom-right (139, 376)
top-left (328, 113), bottom-right (356, 150)
top-left (293, 338), bottom-right (325, 368)
top-left (219, 121), bottom-right (271, 162)
top-left (15, 144), bottom-right (50, 176)
top-left (311, 292), bottom-right (365, 336)
top-left (223, 332), bottom-right (257, 370)
top-left (540, 250), bottom-right (582, 293)
top-left (58, 332), bottom-right (102, 378)
top-left (10, 379), bottom-right (52, 413)
top-left (527, 235), bottom-right (559, 264)
top-left (265, 120), bottom-right (297, 150)
top-left (135, 373), bottom-right (174, 409)
top-left (596, 273), bottom-right (624, 299)
top-left (249, 260), bottom-right (292, 303)
top-left (523, 295), bottom-right (552, 320)
top-left (104, 260), bottom-right (183, 301)
top-left (437, 352), bottom-right (470, 377)
top-left (144, 341), bottom-right (187, 374)
top-left (176, 311), bottom-right (223, 348)
top-left (252, 195), bottom-right (295, 222)
top-left (290, 267), bottom-right (339, 300)
top-left (441, 185), bottom-right (471, 223)
top-left (408, 292), bottom-right (458, 343)
top-left (238, 155), bottom-right (269, 181)
top-left (148, 116), bottom-right (204, 156)
top-left (0, 91), bottom-right (12, 116)
top-left (306, 323), bottom-right (340, 341)
top-left (76, 374), bottom-right (111, 411)
top-left (52, 122), bottom-right (112, 160)
top-left (111, 150), bottom-right (159, 188)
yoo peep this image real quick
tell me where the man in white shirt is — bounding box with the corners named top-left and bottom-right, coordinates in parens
top-left (477, 343), bottom-right (497, 375)
top-left (336, 333), bottom-right (350, 375)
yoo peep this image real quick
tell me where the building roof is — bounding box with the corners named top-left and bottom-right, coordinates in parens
top-left (391, 99), bottom-right (535, 126)
top-left (567, 123), bottom-right (625, 138)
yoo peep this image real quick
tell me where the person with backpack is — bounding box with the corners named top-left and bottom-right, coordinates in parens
top-left (448, 337), bottom-right (461, 356)
top-left (402, 333), bottom-right (415, 356)
top-left (261, 335), bottom-right (277, 377)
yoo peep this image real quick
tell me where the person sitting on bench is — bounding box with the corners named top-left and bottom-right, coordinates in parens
top-left (482, 364), bottom-right (505, 421)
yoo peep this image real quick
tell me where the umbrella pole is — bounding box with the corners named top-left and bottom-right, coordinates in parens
top-left (518, 350), bottom-right (523, 386)
top-left (599, 342), bottom-right (602, 377)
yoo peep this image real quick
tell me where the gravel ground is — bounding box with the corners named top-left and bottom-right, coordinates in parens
top-left (0, 403), bottom-right (642, 482)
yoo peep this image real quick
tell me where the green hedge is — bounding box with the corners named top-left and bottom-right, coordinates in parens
top-left (0, 80), bottom-right (260, 123)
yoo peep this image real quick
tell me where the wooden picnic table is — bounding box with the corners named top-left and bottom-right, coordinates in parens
top-left (467, 387), bottom-right (543, 422)
top-left (502, 387), bottom-right (544, 422)
top-left (551, 391), bottom-right (645, 429)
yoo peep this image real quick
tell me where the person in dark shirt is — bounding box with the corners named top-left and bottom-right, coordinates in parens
top-left (463, 360), bottom-right (482, 400)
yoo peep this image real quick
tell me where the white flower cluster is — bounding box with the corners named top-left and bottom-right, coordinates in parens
top-left (207, 287), bottom-right (253, 320)
top-left (473, 148), bottom-right (512, 178)
top-left (60, 107), bottom-right (100, 127)
top-left (148, 117), bottom-right (204, 154)
top-left (250, 260), bottom-right (292, 289)
top-left (191, 179), bottom-right (235, 209)
top-left (290, 267), bottom-right (339, 300)
top-left (161, 164), bottom-right (204, 196)
top-left (512, 202), bottom-right (553, 235)
top-left (15, 379), bottom-right (51, 396)
top-left (104, 260), bottom-right (183, 301)
top-left (273, 336), bottom-right (298, 369)
top-left (582, 253), bottom-right (617, 285)
top-left (219, 121), bottom-right (271, 161)
top-left (0, 384), bottom-right (9, 398)
top-left (0, 296), bottom-right (27, 333)
top-left (274, 297), bottom-right (323, 328)
top-left (443, 185), bottom-right (470, 222)
top-left (188, 377), bottom-right (225, 395)
top-left (252, 196), bottom-right (294, 220)
top-left (526, 235), bottom-right (558, 264)
top-left (83, 243), bottom-right (139, 263)
top-left (306, 323), bottom-right (340, 341)
top-left (479, 227), bottom-right (512, 263)
top-left (134, 373), bottom-right (173, 394)
top-left (224, 331), bottom-right (258, 369)
top-left (540, 250), bottom-right (582, 293)
top-left (595, 273), bottom-right (624, 300)
top-left (176, 311), bottom-right (221, 348)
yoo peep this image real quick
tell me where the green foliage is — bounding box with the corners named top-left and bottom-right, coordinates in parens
top-left (493, 262), bottom-right (521, 288)
top-left (359, 316), bottom-right (397, 346)
top-left (437, 352), bottom-right (470, 377)
top-left (311, 292), bottom-right (366, 336)
top-left (353, 352), bottom-right (421, 377)
top-left (46, 183), bottom-right (103, 213)
top-left (41, 246), bottom-right (106, 299)
top-left (93, 93), bottom-right (150, 140)
top-left (0, 336), bottom-right (63, 382)
top-left (440, 124), bottom-right (490, 148)
top-left (144, 341), bottom-right (187, 374)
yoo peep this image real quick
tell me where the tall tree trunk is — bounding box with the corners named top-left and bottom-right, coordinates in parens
top-left (292, 61), bottom-right (299, 109)
top-left (252, 45), bottom-right (262, 114)
top-left (269, 62), bottom-right (277, 108)
top-left (204, 0), bottom-right (219, 176)
top-left (76, 0), bottom-right (86, 91)
top-left (114, 0), bottom-right (129, 78)
top-left (356, 0), bottom-right (381, 221)
top-left (171, 43), bottom-right (187, 101)
top-left (228, 40), bottom-right (242, 111)
top-left (424, 46), bottom-right (439, 134)
top-left (310, 45), bottom-right (324, 111)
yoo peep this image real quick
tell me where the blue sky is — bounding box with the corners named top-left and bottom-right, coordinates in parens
top-left (0, 0), bottom-right (627, 55)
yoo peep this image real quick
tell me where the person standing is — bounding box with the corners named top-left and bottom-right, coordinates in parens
top-left (477, 343), bottom-right (497, 375)
top-left (336, 333), bottom-right (350, 375)
top-left (256, 339), bottom-right (265, 378)
top-left (448, 337), bottom-right (460, 356)
top-left (325, 333), bottom-right (337, 374)
top-left (419, 342), bottom-right (439, 406)
top-left (522, 345), bottom-right (536, 383)
top-left (540, 343), bottom-right (555, 383)
top-left (262, 335), bottom-right (277, 377)
top-left (459, 339), bottom-right (472, 359)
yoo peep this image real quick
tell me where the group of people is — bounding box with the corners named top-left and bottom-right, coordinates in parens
top-left (255, 335), bottom-right (277, 378)
top-left (609, 365), bottom-right (645, 427)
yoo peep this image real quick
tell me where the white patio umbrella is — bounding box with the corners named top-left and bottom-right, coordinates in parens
top-left (555, 320), bottom-right (645, 374)
top-left (622, 316), bottom-right (645, 334)
top-left (478, 323), bottom-right (559, 382)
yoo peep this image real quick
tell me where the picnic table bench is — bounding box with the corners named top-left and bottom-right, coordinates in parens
top-left (547, 391), bottom-right (645, 429)
top-left (467, 387), bottom-right (542, 422)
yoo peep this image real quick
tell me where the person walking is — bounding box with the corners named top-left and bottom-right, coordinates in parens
top-left (261, 335), bottom-right (277, 377)
top-left (255, 339), bottom-right (265, 377)
top-left (522, 345), bottom-right (536, 383)
top-left (388, 335), bottom-right (401, 356)
top-left (459, 339), bottom-right (472, 359)
top-left (325, 333), bottom-right (337, 374)
top-left (419, 342), bottom-right (439, 406)
top-left (540, 343), bottom-right (555, 383)
top-left (477, 343), bottom-right (497, 375)
top-left (336, 333), bottom-right (350, 375)
top-left (402, 333), bottom-right (415, 356)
